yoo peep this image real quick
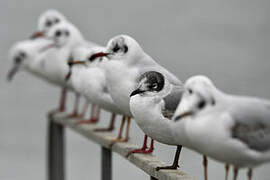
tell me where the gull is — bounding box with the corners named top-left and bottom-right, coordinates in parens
top-left (129, 71), bottom-right (185, 170)
top-left (173, 75), bottom-right (270, 180)
top-left (39, 20), bottom-right (96, 117)
top-left (7, 38), bottom-right (55, 81)
top-left (89, 35), bottom-right (182, 149)
top-left (30, 9), bottom-right (67, 39)
top-left (66, 46), bottom-right (125, 129)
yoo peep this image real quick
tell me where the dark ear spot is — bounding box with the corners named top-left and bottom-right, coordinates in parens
top-left (197, 100), bottom-right (206, 109)
top-left (46, 20), bottom-right (52, 27)
top-left (123, 45), bottom-right (128, 53)
top-left (211, 98), bottom-right (216, 106)
top-left (112, 43), bottom-right (120, 52)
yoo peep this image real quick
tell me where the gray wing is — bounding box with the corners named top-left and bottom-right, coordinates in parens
top-left (161, 86), bottom-right (183, 119)
top-left (138, 54), bottom-right (183, 86)
top-left (229, 96), bottom-right (270, 152)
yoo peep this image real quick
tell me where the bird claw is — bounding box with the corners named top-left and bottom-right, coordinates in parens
top-left (155, 164), bottom-right (180, 171)
top-left (94, 127), bottom-right (114, 132)
top-left (76, 118), bottom-right (98, 125)
top-left (109, 137), bottom-right (128, 148)
top-left (126, 148), bottom-right (152, 158)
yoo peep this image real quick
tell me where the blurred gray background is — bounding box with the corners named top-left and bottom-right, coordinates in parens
top-left (1, 0), bottom-right (270, 180)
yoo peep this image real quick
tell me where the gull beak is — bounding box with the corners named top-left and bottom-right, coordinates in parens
top-left (65, 60), bottom-right (86, 81)
top-left (68, 60), bottom-right (86, 67)
top-left (174, 111), bottom-right (193, 121)
top-left (130, 89), bottom-right (145, 97)
top-left (7, 64), bottom-right (20, 81)
top-left (39, 43), bottom-right (57, 53)
top-left (30, 31), bottom-right (45, 39)
top-left (89, 52), bottom-right (111, 61)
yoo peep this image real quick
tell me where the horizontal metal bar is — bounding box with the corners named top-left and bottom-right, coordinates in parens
top-left (51, 113), bottom-right (195, 180)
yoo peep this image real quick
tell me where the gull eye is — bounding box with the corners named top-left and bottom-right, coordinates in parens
top-left (20, 52), bottom-right (26, 58)
top-left (188, 88), bottom-right (193, 94)
top-left (88, 55), bottom-right (95, 62)
top-left (54, 18), bottom-right (60, 23)
top-left (46, 20), bottom-right (52, 27)
top-left (112, 43), bottom-right (120, 53)
top-left (149, 83), bottom-right (158, 90)
top-left (55, 30), bottom-right (62, 37)
top-left (14, 56), bottom-right (22, 64)
top-left (197, 100), bottom-right (206, 109)
top-left (65, 30), bottom-right (70, 36)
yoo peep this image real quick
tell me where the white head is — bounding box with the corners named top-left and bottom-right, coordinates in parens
top-left (88, 35), bottom-right (144, 65)
top-left (130, 71), bottom-right (166, 98)
top-left (7, 39), bottom-right (54, 81)
top-left (45, 21), bottom-right (84, 49)
top-left (31, 9), bottom-right (67, 39)
top-left (174, 75), bottom-right (217, 121)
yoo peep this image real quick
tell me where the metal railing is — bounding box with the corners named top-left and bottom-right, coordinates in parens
top-left (47, 113), bottom-right (195, 180)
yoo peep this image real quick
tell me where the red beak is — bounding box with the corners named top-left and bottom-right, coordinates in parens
top-left (30, 31), bottom-right (45, 39)
top-left (89, 52), bottom-right (111, 61)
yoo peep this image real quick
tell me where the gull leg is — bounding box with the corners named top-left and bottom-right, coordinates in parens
top-left (66, 93), bottom-right (80, 118)
top-left (49, 88), bottom-right (67, 116)
top-left (203, 155), bottom-right (208, 180)
top-left (95, 113), bottom-right (116, 132)
top-left (94, 106), bottom-right (101, 122)
top-left (126, 134), bottom-right (149, 157)
top-left (109, 116), bottom-right (126, 147)
top-left (247, 168), bottom-right (252, 180)
top-left (78, 100), bottom-right (89, 118)
top-left (76, 105), bottom-right (99, 124)
top-left (123, 116), bottom-right (131, 142)
top-left (156, 145), bottom-right (182, 171)
top-left (225, 164), bottom-right (230, 180)
top-left (233, 167), bottom-right (238, 180)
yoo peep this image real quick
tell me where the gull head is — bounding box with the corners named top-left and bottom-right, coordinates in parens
top-left (89, 35), bottom-right (144, 64)
top-left (31, 9), bottom-right (66, 39)
top-left (174, 75), bottom-right (216, 121)
top-left (130, 71), bottom-right (165, 97)
top-left (7, 39), bottom-right (53, 81)
top-left (47, 22), bottom-right (71, 47)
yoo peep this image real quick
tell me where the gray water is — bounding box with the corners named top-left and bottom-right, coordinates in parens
top-left (1, 0), bottom-right (270, 180)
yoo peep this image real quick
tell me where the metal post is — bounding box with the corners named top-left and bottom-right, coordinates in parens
top-left (101, 147), bottom-right (112, 180)
top-left (47, 115), bottom-right (65, 180)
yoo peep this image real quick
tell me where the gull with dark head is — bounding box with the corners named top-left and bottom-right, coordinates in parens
top-left (129, 71), bottom-right (186, 170)
top-left (90, 35), bottom-right (182, 150)
top-left (173, 75), bottom-right (270, 180)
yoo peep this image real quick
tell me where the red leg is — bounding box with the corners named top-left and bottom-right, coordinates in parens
top-left (76, 104), bottom-right (99, 124)
top-left (78, 100), bottom-right (89, 118)
top-left (233, 168), bottom-right (238, 180)
top-left (109, 116), bottom-right (126, 147)
top-left (225, 164), bottom-right (230, 180)
top-left (95, 113), bottom-right (116, 132)
top-left (203, 155), bottom-right (208, 180)
top-left (49, 88), bottom-right (67, 116)
top-left (126, 135), bottom-right (148, 157)
top-left (66, 93), bottom-right (80, 118)
top-left (247, 168), bottom-right (252, 180)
